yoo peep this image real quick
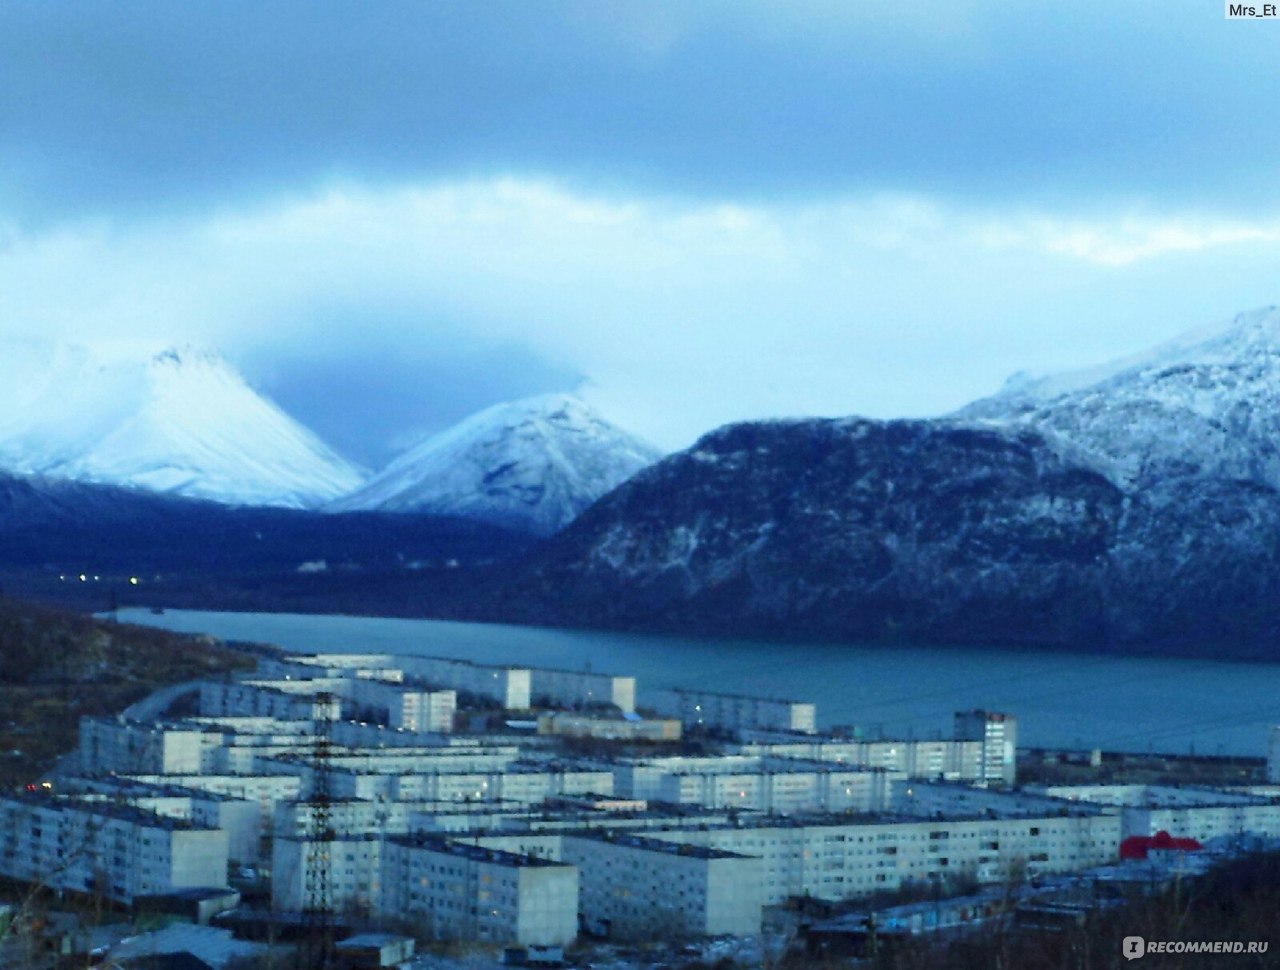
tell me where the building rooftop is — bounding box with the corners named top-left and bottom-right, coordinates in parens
top-left (570, 830), bottom-right (751, 860)
top-left (2, 793), bottom-right (217, 831)
top-left (391, 834), bottom-right (570, 868)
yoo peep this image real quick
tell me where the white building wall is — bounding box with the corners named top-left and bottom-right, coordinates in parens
top-left (954, 711), bottom-right (1018, 786)
top-left (379, 837), bottom-right (577, 946)
top-left (647, 689), bottom-right (815, 735)
top-left (0, 797), bottom-right (228, 904)
top-left (560, 835), bottom-right (762, 939)
top-left (199, 682), bottom-right (341, 721)
top-left (528, 669), bottom-right (637, 714)
top-left (648, 811), bottom-right (1120, 905)
top-left (742, 739), bottom-right (986, 782)
top-left (272, 836), bottom-right (383, 913)
top-left (1044, 784), bottom-right (1280, 843)
top-left (78, 719), bottom-right (215, 776)
top-left (346, 679), bottom-right (457, 733)
top-left (397, 657), bottom-right (532, 710)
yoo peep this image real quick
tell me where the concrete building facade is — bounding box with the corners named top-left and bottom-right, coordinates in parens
top-left (647, 689), bottom-right (816, 735)
top-left (345, 678), bottom-right (457, 733)
top-left (560, 833), bottom-right (762, 939)
top-left (528, 669), bottom-right (636, 715)
top-left (954, 710), bottom-right (1017, 786)
top-left (380, 836), bottom-right (578, 946)
top-left (0, 795), bottom-right (228, 904)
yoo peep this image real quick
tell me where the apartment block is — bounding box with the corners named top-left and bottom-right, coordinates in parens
top-left (380, 835), bottom-right (578, 946)
top-left (345, 677), bottom-right (457, 733)
top-left (397, 657), bottom-right (533, 710)
top-left (256, 654), bottom-right (405, 682)
top-left (954, 710), bottom-right (1017, 786)
top-left (0, 795), bottom-right (228, 904)
top-left (741, 738), bottom-right (988, 783)
top-left (472, 831), bottom-right (762, 940)
top-left (272, 835), bottom-right (383, 914)
top-left (79, 719), bottom-right (223, 776)
top-left (309, 763), bottom-right (613, 804)
top-left (615, 755), bottom-right (900, 814)
top-left (559, 833), bottom-right (762, 939)
top-left (1045, 784), bottom-right (1280, 843)
top-left (647, 689), bottom-right (816, 735)
top-left (199, 681), bottom-right (342, 721)
top-left (528, 669), bottom-right (636, 714)
top-left (71, 777), bottom-right (261, 864)
top-left (124, 773), bottom-right (302, 817)
top-left (647, 808), bottom-right (1120, 904)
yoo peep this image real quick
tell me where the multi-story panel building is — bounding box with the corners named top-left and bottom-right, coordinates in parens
top-left (345, 678), bottom-right (457, 733)
top-left (1045, 784), bottom-right (1280, 843)
top-left (303, 762), bottom-right (613, 804)
top-left (380, 836), bottom-right (577, 946)
top-left (645, 808), bottom-right (1120, 904)
top-left (272, 835), bottom-right (383, 914)
top-left (256, 654), bottom-right (405, 683)
top-left (953, 710), bottom-right (1017, 786)
top-left (528, 669), bottom-right (636, 715)
top-left (616, 755), bottom-right (900, 814)
top-left (647, 689), bottom-right (816, 735)
top-left (0, 795), bottom-right (228, 904)
top-left (396, 657), bottom-right (532, 710)
top-left (199, 681), bottom-right (342, 721)
top-left (740, 738), bottom-right (988, 783)
top-left (71, 778), bottom-right (261, 864)
top-left (124, 773), bottom-right (302, 818)
top-left (559, 833), bottom-right (762, 939)
top-left (274, 799), bottom-right (530, 839)
top-left (653, 763), bottom-right (901, 815)
top-left (79, 719), bottom-right (223, 776)
top-left (471, 832), bottom-right (763, 940)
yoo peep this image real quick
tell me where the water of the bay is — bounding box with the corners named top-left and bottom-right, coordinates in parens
top-left (119, 608), bottom-right (1280, 757)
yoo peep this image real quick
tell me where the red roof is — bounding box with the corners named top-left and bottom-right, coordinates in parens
top-left (1119, 830), bottom-right (1203, 860)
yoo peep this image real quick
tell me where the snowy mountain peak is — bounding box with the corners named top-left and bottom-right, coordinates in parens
top-left (150, 344), bottom-right (228, 369)
top-left (959, 305), bottom-right (1280, 490)
top-left (330, 394), bottom-right (663, 535)
top-left (0, 339), bottom-right (366, 509)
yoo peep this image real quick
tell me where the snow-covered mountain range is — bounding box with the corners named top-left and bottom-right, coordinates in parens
top-left (0, 342), bottom-right (365, 509)
top-left (483, 306), bottom-right (1280, 653)
top-left (0, 340), bottom-right (660, 530)
top-left (958, 306), bottom-right (1280, 490)
top-left (330, 394), bottom-right (663, 535)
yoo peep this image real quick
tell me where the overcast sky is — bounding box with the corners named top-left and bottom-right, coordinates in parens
top-left (3, 1), bottom-right (1279, 462)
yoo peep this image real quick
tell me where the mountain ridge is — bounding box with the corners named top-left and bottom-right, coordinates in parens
top-left (330, 393), bottom-right (662, 535)
top-left (958, 306), bottom-right (1280, 491)
top-left (467, 307), bottom-right (1280, 652)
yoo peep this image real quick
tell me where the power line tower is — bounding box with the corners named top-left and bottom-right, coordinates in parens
top-left (301, 692), bottom-right (336, 969)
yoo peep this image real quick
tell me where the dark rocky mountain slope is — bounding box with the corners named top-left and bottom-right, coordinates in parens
top-left (495, 418), bottom-right (1280, 653)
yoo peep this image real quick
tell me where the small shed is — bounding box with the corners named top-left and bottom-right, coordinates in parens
top-left (334, 932), bottom-right (416, 968)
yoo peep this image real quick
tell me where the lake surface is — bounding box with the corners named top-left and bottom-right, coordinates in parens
top-left (119, 608), bottom-right (1280, 757)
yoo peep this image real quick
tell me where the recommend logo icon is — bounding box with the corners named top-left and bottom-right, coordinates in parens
top-left (1123, 937), bottom-right (1146, 960)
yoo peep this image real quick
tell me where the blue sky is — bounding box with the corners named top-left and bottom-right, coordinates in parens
top-left (2, 1), bottom-right (1278, 460)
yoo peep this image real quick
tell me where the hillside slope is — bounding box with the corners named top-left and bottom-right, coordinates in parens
top-left (0, 596), bottom-right (255, 788)
top-left (493, 417), bottom-right (1280, 652)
